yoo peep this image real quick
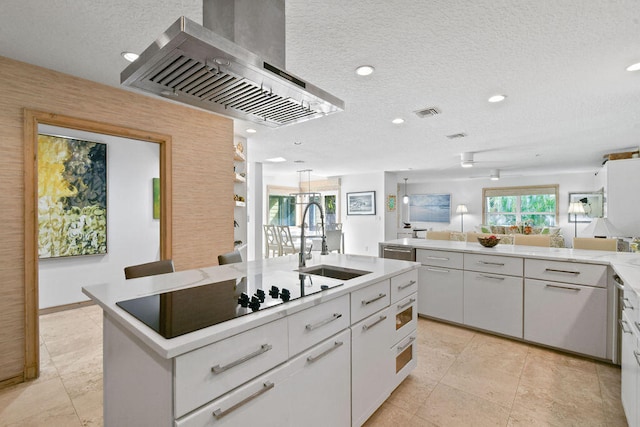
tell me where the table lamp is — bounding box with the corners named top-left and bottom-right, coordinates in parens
top-left (568, 202), bottom-right (585, 238)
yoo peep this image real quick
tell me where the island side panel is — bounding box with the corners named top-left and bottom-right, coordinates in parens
top-left (104, 314), bottom-right (173, 427)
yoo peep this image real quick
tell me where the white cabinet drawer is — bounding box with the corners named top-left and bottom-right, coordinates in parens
top-left (393, 293), bottom-right (417, 344)
top-left (525, 259), bottom-right (607, 287)
top-left (463, 271), bottom-right (523, 338)
top-left (175, 360), bottom-right (290, 427)
top-left (390, 269), bottom-right (418, 303)
top-left (174, 318), bottom-right (288, 418)
top-left (464, 253), bottom-right (523, 277)
top-left (350, 279), bottom-right (391, 324)
top-left (390, 330), bottom-right (417, 390)
top-left (288, 294), bottom-right (350, 356)
top-left (416, 249), bottom-right (464, 269)
top-left (524, 278), bottom-right (607, 358)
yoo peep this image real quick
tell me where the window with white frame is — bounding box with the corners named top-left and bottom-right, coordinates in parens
top-left (482, 185), bottom-right (559, 226)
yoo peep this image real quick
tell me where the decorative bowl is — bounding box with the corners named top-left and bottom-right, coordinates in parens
top-left (477, 236), bottom-right (500, 248)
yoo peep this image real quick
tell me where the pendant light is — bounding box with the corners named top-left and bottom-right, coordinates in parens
top-left (402, 178), bottom-right (409, 204)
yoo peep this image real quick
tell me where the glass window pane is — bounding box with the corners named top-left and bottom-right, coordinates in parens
top-left (521, 194), bottom-right (556, 213)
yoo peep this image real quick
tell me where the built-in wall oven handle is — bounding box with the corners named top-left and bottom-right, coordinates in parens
top-left (305, 313), bottom-right (342, 331)
top-left (544, 268), bottom-right (580, 275)
top-left (622, 298), bottom-right (635, 310)
top-left (478, 274), bottom-right (505, 281)
top-left (363, 315), bottom-right (387, 331)
top-left (426, 267), bottom-right (450, 273)
top-left (397, 298), bottom-right (416, 311)
top-left (398, 280), bottom-right (416, 290)
top-left (397, 336), bottom-right (416, 352)
top-left (307, 341), bottom-right (343, 363)
top-left (211, 344), bottom-right (272, 374)
top-left (619, 319), bottom-right (633, 334)
top-left (362, 293), bottom-right (386, 305)
top-left (384, 247), bottom-right (413, 253)
top-left (477, 261), bottom-right (505, 266)
top-left (212, 381), bottom-right (274, 419)
top-left (545, 284), bottom-right (581, 292)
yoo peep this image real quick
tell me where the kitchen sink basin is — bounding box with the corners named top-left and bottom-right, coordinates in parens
top-left (297, 265), bottom-right (371, 281)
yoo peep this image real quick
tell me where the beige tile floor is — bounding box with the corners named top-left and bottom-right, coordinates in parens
top-left (0, 307), bottom-right (628, 427)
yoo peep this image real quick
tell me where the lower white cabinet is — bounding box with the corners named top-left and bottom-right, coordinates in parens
top-left (418, 265), bottom-right (463, 323)
top-left (351, 306), bottom-right (395, 427)
top-left (621, 310), bottom-right (639, 427)
top-left (524, 278), bottom-right (607, 358)
top-left (463, 271), bottom-right (523, 338)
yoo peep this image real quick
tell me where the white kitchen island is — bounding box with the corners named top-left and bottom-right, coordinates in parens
top-left (83, 253), bottom-right (419, 427)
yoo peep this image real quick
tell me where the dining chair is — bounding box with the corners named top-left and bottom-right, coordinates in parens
top-left (319, 222), bottom-right (343, 232)
top-left (124, 259), bottom-right (175, 279)
top-left (426, 231), bottom-right (452, 241)
top-left (514, 234), bottom-right (551, 247)
top-left (263, 224), bottom-right (281, 257)
top-left (466, 232), bottom-right (492, 243)
top-left (573, 237), bottom-right (617, 251)
top-left (325, 230), bottom-right (343, 253)
top-left (277, 225), bottom-right (300, 255)
top-left (217, 250), bottom-right (243, 265)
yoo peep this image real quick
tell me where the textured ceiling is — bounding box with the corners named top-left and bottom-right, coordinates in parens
top-left (1, 0), bottom-right (639, 182)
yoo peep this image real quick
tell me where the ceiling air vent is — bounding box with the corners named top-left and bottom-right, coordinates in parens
top-left (414, 107), bottom-right (441, 118)
top-left (446, 132), bottom-right (467, 139)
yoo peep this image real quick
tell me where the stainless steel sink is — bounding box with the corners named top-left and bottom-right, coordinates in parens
top-left (297, 265), bottom-right (371, 281)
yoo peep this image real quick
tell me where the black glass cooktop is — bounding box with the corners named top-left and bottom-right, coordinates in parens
top-left (116, 272), bottom-right (343, 339)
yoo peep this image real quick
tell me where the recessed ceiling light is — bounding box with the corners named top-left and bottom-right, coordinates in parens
top-left (246, 128), bottom-right (257, 134)
top-left (121, 52), bottom-right (139, 62)
top-left (355, 65), bottom-right (375, 76)
top-left (265, 157), bottom-right (286, 163)
top-left (392, 118), bottom-right (405, 124)
top-left (626, 62), bottom-right (640, 71)
top-left (488, 94), bottom-right (506, 103)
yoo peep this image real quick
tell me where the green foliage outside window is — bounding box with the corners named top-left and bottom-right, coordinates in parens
top-left (486, 193), bottom-right (556, 226)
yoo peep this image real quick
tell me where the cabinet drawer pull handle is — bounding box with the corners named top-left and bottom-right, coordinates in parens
top-left (362, 293), bottom-right (386, 305)
top-left (634, 351), bottom-right (640, 367)
top-left (478, 274), bottom-right (505, 281)
top-left (545, 284), bottom-right (581, 291)
top-left (478, 261), bottom-right (505, 266)
top-left (426, 267), bottom-right (450, 273)
top-left (211, 344), bottom-right (272, 374)
top-left (385, 248), bottom-right (413, 253)
top-left (307, 341), bottom-right (344, 363)
top-left (212, 381), bottom-right (275, 419)
top-left (619, 319), bottom-right (632, 334)
top-left (397, 336), bottom-right (416, 352)
top-left (425, 256), bottom-right (449, 261)
top-left (622, 298), bottom-right (635, 310)
top-left (363, 315), bottom-right (387, 331)
top-left (545, 268), bottom-right (580, 275)
top-left (398, 280), bottom-right (416, 290)
top-left (397, 298), bottom-right (416, 311)
top-left (305, 313), bottom-right (342, 331)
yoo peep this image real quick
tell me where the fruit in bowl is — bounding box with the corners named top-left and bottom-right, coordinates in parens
top-left (478, 235), bottom-right (500, 248)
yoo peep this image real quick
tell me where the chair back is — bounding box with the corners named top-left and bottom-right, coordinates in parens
top-left (277, 225), bottom-right (298, 254)
top-left (514, 234), bottom-right (551, 247)
top-left (263, 224), bottom-right (281, 257)
top-left (320, 222), bottom-right (343, 231)
top-left (426, 231), bottom-right (452, 241)
top-left (124, 259), bottom-right (174, 279)
top-left (466, 232), bottom-right (490, 243)
top-left (573, 237), bottom-right (617, 251)
top-left (325, 230), bottom-right (343, 253)
top-left (218, 250), bottom-right (243, 265)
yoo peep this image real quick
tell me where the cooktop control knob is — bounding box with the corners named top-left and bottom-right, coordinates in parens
top-left (269, 285), bottom-right (279, 299)
top-left (280, 288), bottom-right (291, 302)
top-left (249, 296), bottom-right (261, 311)
top-left (238, 292), bottom-right (250, 308)
top-left (255, 289), bottom-right (266, 302)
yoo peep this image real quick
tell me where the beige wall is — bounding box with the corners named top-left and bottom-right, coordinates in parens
top-left (0, 56), bottom-right (234, 384)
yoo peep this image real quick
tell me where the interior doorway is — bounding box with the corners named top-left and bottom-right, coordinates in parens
top-left (23, 110), bottom-right (173, 380)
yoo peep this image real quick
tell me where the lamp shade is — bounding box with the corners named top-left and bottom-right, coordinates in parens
top-left (456, 204), bottom-right (468, 214)
top-left (581, 217), bottom-right (625, 238)
top-left (567, 202), bottom-right (585, 215)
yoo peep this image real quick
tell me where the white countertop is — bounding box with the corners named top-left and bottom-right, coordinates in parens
top-left (381, 238), bottom-right (640, 294)
top-left (82, 253), bottom-right (418, 359)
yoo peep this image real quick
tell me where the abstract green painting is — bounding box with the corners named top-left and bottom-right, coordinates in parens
top-left (153, 177), bottom-right (160, 219)
top-left (38, 134), bottom-right (107, 258)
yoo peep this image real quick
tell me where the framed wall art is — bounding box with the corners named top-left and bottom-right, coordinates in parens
top-left (568, 192), bottom-right (604, 223)
top-left (347, 191), bottom-right (376, 215)
top-left (386, 194), bottom-right (396, 212)
top-left (409, 193), bottom-right (451, 223)
top-left (38, 133), bottom-right (107, 258)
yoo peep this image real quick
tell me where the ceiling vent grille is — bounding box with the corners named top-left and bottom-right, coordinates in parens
top-left (446, 132), bottom-right (467, 139)
top-left (414, 107), bottom-right (441, 118)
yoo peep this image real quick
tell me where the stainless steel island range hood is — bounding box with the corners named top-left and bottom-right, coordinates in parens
top-left (121, 0), bottom-right (344, 128)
